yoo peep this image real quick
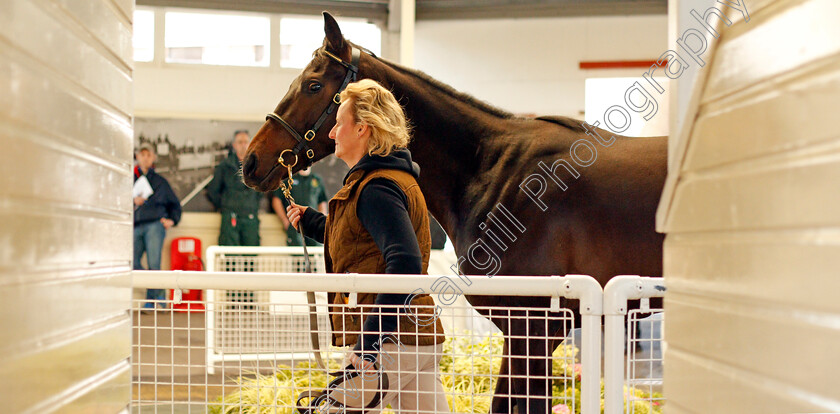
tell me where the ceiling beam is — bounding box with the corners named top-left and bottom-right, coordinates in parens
top-left (135, 0), bottom-right (667, 22)
top-left (415, 0), bottom-right (667, 20)
top-left (135, 0), bottom-right (390, 22)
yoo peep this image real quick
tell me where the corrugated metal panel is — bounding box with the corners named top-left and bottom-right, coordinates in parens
top-left (0, 0), bottom-right (132, 411)
top-left (660, 0), bottom-right (840, 412)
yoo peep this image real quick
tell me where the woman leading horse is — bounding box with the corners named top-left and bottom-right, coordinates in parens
top-left (287, 79), bottom-right (451, 414)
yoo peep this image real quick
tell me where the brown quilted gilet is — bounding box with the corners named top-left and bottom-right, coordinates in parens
top-left (323, 168), bottom-right (445, 347)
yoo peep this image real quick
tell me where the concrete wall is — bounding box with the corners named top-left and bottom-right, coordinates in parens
top-left (0, 0), bottom-right (134, 411)
top-left (658, 0), bottom-right (840, 412)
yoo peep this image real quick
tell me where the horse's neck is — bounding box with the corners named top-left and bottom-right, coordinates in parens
top-left (364, 58), bottom-right (513, 242)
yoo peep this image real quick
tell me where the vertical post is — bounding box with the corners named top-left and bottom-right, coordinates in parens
top-left (603, 309), bottom-right (628, 412)
top-left (153, 8), bottom-right (165, 66)
top-left (400, 0), bottom-right (415, 67)
top-left (563, 275), bottom-right (603, 414)
top-left (603, 276), bottom-right (666, 414)
top-left (205, 246), bottom-right (217, 375)
top-left (269, 14), bottom-right (281, 71)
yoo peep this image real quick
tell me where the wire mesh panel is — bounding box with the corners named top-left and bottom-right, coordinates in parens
top-left (132, 292), bottom-right (580, 413)
top-left (207, 248), bottom-right (330, 371)
top-left (624, 305), bottom-right (664, 414)
top-left (131, 270), bottom-right (600, 413)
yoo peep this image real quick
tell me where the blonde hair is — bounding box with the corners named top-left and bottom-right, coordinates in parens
top-left (339, 79), bottom-right (411, 157)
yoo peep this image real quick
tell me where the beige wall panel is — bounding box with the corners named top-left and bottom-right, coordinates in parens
top-left (0, 52), bottom-right (133, 160)
top-left (742, 0), bottom-right (778, 16)
top-left (0, 0), bottom-right (132, 409)
top-left (0, 0), bottom-right (132, 116)
top-left (0, 213), bottom-right (130, 269)
top-left (0, 271), bottom-right (129, 349)
top-left (0, 129), bottom-right (131, 220)
top-left (684, 60), bottom-right (840, 172)
top-left (703, 0), bottom-right (840, 104)
top-left (664, 347), bottom-right (829, 414)
top-left (108, 0), bottom-right (134, 22)
top-left (666, 295), bottom-right (840, 403)
top-left (665, 149), bottom-right (840, 232)
top-left (60, 365), bottom-right (132, 414)
top-left (663, 0), bottom-right (840, 411)
top-left (50, 0), bottom-right (134, 67)
top-left (0, 317), bottom-right (130, 413)
top-left (664, 230), bottom-right (840, 313)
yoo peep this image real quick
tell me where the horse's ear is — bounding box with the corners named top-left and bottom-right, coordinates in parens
top-left (323, 12), bottom-right (346, 53)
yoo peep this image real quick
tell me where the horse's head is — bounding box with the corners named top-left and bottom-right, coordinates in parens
top-left (242, 12), bottom-right (361, 192)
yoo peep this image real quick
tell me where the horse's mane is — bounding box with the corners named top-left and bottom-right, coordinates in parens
top-left (534, 115), bottom-right (588, 133)
top-left (316, 43), bottom-right (515, 120)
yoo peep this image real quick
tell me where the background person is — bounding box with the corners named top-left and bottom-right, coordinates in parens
top-left (206, 130), bottom-right (263, 247)
top-left (287, 79), bottom-right (449, 413)
top-left (133, 142), bottom-right (181, 309)
top-left (272, 167), bottom-right (328, 246)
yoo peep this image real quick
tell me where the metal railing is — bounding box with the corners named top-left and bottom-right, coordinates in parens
top-left (132, 247), bottom-right (665, 414)
top-left (132, 261), bottom-right (602, 413)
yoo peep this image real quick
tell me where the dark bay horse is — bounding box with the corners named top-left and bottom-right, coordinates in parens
top-left (242, 12), bottom-right (666, 413)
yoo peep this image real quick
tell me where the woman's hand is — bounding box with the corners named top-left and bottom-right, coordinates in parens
top-left (286, 202), bottom-right (309, 231)
top-left (348, 351), bottom-right (376, 372)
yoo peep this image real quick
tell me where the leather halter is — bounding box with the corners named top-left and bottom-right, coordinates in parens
top-left (266, 47), bottom-right (362, 169)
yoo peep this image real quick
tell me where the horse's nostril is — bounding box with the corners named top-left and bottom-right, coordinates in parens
top-left (243, 153), bottom-right (258, 177)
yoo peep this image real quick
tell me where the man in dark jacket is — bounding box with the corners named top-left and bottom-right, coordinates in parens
top-left (133, 142), bottom-right (181, 309)
top-left (206, 130), bottom-right (263, 246)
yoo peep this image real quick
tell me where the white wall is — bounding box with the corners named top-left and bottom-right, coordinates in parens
top-left (415, 15), bottom-right (668, 117)
top-left (135, 14), bottom-right (668, 120)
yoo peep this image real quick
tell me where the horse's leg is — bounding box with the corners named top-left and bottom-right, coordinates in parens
top-left (491, 340), bottom-right (513, 413)
top-left (490, 308), bottom-right (513, 413)
top-left (508, 310), bottom-right (552, 414)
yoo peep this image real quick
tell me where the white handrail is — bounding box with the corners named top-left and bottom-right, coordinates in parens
top-left (133, 270), bottom-right (569, 297)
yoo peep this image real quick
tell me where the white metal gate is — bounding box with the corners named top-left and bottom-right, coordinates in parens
top-left (132, 253), bottom-right (603, 413)
top-left (132, 247), bottom-right (666, 413)
top-left (204, 246), bottom-right (332, 373)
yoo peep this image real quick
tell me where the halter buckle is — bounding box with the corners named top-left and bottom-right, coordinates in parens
top-left (333, 93), bottom-right (341, 105)
top-left (306, 149), bottom-right (315, 159)
top-left (304, 130), bottom-right (316, 141)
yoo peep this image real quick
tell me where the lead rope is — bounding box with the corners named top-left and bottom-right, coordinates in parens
top-left (278, 161), bottom-right (327, 372)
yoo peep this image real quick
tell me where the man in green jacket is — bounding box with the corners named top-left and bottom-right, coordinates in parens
top-left (206, 130), bottom-right (263, 246)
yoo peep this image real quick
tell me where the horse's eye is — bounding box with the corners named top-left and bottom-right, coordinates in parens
top-left (308, 82), bottom-right (322, 93)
